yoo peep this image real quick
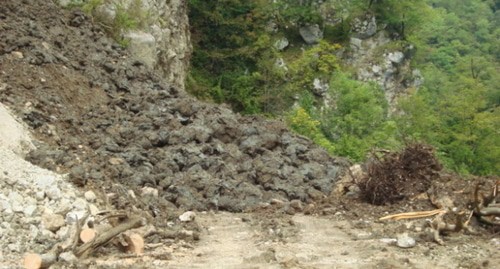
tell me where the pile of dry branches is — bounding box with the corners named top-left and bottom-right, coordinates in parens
top-left (359, 144), bottom-right (442, 205)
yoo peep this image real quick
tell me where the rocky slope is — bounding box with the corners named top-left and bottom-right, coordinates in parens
top-left (0, 0), bottom-right (347, 265)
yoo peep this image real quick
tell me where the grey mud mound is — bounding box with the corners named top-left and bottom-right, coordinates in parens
top-left (0, 0), bottom-right (347, 216)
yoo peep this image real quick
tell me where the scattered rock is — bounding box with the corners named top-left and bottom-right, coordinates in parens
top-left (396, 233), bottom-right (416, 248)
top-left (59, 251), bottom-right (77, 262)
top-left (274, 37), bottom-right (289, 51)
top-left (387, 51), bottom-right (405, 64)
top-left (179, 211), bottom-right (196, 222)
top-left (84, 190), bottom-right (96, 202)
top-left (299, 24), bottom-right (323, 44)
top-left (312, 78), bottom-right (329, 96)
top-left (42, 213), bottom-right (65, 232)
top-left (123, 31), bottom-right (157, 69)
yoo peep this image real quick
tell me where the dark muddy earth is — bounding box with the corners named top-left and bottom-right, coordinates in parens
top-left (0, 1), bottom-right (498, 268)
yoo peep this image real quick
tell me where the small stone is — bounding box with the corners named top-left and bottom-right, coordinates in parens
top-left (23, 205), bottom-right (37, 217)
top-left (1, 199), bottom-right (12, 212)
top-left (36, 175), bottom-right (56, 189)
top-left (42, 213), bottom-right (65, 232)
top-left (108, 157), bottom-right (125, 165)
top-left (72, 198), bottom-right (87, 210)
top-left (35, 191), bottom-right (45, 201)
top-left (179, 211), bottom-right (196, 222)
top-left (127, 190), bottom-right (136, 200)
top-left (387, 51), bottom-right (405, 64)
top-left (84, 191), bottom-right (96, 202)
top-left (65, 210), bottom-right (87, 224)
top-left (88, 204), bottom-right (100, 215)
top-left (289, 200), bottom-right (303, 211)
top-left (5, 176), bottom-right (17, 185)
top-left (396, 233), bottom-right (416, 248)
top-left (141, 186), bottom-right (158, 198)
top-left (372, 65), bottom-right (382, 75)
top-left (11, 51), bottom-right (24, 59)
top-left (8, 243), bottom-right (20, 252)
top-left (59, 251), bottom-right (77, 262)
top-left (274, 37), bottom-right (289, 51)
top-left (56, 225), bottom-right (71, 239)
top-left (1, 222), bottom-right (11, 229)
top-left (355, 232), bottom-right (372, 240)
top-left (380, 238), bottom-right (397, 244)
top-left (46, 186), bottom-right (61, 200)
top-left (270, 199), bottom-right (285, 207)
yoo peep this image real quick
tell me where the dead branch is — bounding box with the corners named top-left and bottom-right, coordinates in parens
top-left (429, 211), bottom-right (476, 245)
top-left (74, 216), bottom-right (144, 258)
top-left (473, 180), bottom-right (500, 226)
top-left (379, 209), bottom-right (446, 221)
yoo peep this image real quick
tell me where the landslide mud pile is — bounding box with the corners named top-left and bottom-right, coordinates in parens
top-left (0, 0), bottom-right (347, 217)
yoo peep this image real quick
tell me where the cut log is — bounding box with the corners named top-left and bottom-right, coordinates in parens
top-left (74, 217), bottom-right (143, 258)
top-left (23, 253), bottom-right (41, 269)
top-left (125, 233), bottom-right (144, 254)
top-left (23, 252), bottom-right (58, 269)
top-left (80, 228), bottom-right (97, 243)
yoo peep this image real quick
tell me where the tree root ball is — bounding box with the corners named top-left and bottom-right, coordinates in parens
top-left (359, 143), bottom-right (442, 205)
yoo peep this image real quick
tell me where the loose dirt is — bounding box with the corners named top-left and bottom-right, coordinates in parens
top-left (0, 1), bottom-right (498, 268)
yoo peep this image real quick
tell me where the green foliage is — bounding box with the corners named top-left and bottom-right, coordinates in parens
top-left (320, 72), bottom-right (397, 161)
top-left (287, 107), bottom-right (336, 153)
top-left (288, 41), bottom-right (341, 95)
top-left (70, 0), bottom-right (149, 47)
top-left (187, 0), bottom-right (499, 175)
top-left (82, 0), bottom-right (102, 14)
top-left (395, 0), bottom-right (500, 175)
top-left (273, 0), bottom-right (323, 26)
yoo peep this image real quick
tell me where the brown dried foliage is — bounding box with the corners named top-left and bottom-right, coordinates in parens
top-left (359, 144), bottom-right (442, 205)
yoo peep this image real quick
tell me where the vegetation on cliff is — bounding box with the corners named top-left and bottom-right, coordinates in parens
top-left (187, 0), bottom-right (498, 175)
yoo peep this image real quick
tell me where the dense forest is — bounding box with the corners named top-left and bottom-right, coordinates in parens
top-left (187, 0), bottom-right (499, 175)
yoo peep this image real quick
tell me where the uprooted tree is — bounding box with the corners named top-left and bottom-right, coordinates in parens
top-left (359, 143), bottom-right (442, 205)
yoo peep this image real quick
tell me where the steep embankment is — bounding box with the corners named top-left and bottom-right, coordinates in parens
top-left (0, 0), bottom-right (347, 216)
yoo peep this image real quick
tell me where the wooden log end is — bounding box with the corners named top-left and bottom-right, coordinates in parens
top-left (125, 233), bottom-right (144, 255)
top-left (80, 228), bottom-right (97, 243)
top-left (23, 253), bottom-right (42, 269)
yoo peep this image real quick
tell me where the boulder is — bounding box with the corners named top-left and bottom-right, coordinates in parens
top-left (299, 24), bottom-right (323, 44)
top-left (123, 31), bottom-right (157, 69)
top-left (274, 37), bottom-right (289, 51)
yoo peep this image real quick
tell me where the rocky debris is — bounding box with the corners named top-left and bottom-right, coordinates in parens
top-left (312, 78), bottom-right (329, 96)
top-left (0, 103), bottom-right (35, 155)
top-left (274, 37), bottom-right (289, 51)
top-left (352, 14), bottom-right (377, 38)
top-left (123, 31), bottom-right (157, 69)
top-left (299, 24), bottom-right (323, 44)
top-left (179, 211), bottom-right (196, 222)
top-left (1, 0), bottom-right (348, 216)
top-left (346, 23), bottom-right (422, 110)
top-left (0, 125), bottom-right (96, 267)
top-left (396, 233), bottom-right (416, 248)
top-left (0, 1), bottom-right (347, 265)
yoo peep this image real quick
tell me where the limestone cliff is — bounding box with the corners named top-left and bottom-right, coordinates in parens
top-left (59, 0), bottom-right (191, 90)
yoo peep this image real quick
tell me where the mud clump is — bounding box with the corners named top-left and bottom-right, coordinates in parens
top-left (0, 0), bottom-right (347, 217)
top-left (359, 144), bottom-right (442, 205)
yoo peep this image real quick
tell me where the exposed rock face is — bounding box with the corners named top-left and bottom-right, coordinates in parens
top-left (352, 14), bottom-right (377, 39)
top-left (59, 0), bottom-right (191, 90)
top-left (346, 26), bottom-right (422, 111)
top-left (299, 24), bottom-right (323, 44)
